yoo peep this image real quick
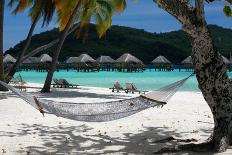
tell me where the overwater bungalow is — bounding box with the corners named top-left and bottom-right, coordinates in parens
top-left (39, 54), bottom-right (52, 63)
top-left (151, 55), bottom-right (173, 71)
top-left (65, 57), bottom-right (79, 70)
top-left (96, 56), bottom-right (115, 71)
top-left (66, 57), bottom-right (79, 64)
top-left (21, 57), bottom-right (40, 71)
top-left (180, 56), bottom-right (193, 71)
top-left (23, 57), bottom-right (40, 64)
top-left (3, 54), bottom-right (16, 71)
top-left (115, 53), bottom-right (144, 72)
top-left (66, 54), bottom-right (99, 72)
top-left (36, 54), bottom-right (53, 72)
top-left (3, 54), bottom-right (16, 64)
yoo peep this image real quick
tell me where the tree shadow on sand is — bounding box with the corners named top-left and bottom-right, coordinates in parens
top-left (0, 123), bottom-right (215, 155)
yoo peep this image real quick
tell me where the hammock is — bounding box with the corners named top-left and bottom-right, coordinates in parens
top-left (0, 73), bottom-right (194, 122)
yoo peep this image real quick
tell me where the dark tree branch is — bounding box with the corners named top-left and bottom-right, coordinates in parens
top-left (154, 0), bottom-right (194, 23)
top-left (195, 0), bottom-right (206, 27)
top-left (154, 0), bottom-right (198, 34)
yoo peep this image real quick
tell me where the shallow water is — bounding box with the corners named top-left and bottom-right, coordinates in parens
top-left (15, 69), bottom-right (232, 92)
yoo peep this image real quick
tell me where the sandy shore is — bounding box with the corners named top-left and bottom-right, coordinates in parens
top-left (0, 83), bottom-right (231, 155)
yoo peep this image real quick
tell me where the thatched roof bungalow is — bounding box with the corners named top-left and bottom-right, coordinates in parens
top-left (65, 54), bottom-right (98, 72)
top-left (152, 56), bottom-right (172, 64)
top-left (151, 56), bottom-right (173, 71)
top-left (3, 54), bottom-right (16, 64)
top-left (116, 53), bottom-right (143, 64)
top-left (20, 57), bottom-right (41, 71)
top-left (96, 56), bottom-right (115, 64)
top-left (22, 59), bottom-right (32, 64)
top-left (76, 54), bottom-right (96, 63)
top-left (22, 57), bottom-right (40, 64)
top-left (96, 56), bottom-right (115, 71)
top-left (181, 56), bottom-right (192, 65)
top-left (39, 54), bottom-right (52, 63)
top-left (66, 57), bottom-right (79, 64)
top-left (180, 56), bottom-right (193, 71)
top-left (115, 53), bottom-right (144, 72)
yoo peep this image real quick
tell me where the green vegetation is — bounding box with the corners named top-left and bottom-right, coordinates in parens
top-left (5, 24), bottom-right (232, 64)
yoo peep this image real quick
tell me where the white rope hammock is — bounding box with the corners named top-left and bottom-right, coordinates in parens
top-left (0, 73), bottom-right (194, 122)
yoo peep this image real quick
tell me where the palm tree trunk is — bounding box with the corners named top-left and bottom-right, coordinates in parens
top-left (5, 14), bottom-right (40, 83)
top-left (154, 0), bottom-right (232, 153)
top-left (41, 2), bottom-right (81, 92)
top-left (191, 27), bottom-right (232, 152)
top-left (0, 0), bottom-right (4, 81)
top-left (0, 0), bottom-right (7, 91)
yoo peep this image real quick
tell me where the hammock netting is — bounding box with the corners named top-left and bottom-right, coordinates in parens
top-left (0, 74), bottom-right (193, 122)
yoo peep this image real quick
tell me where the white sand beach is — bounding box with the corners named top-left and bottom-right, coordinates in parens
top-left (0, 83), bottom-right (231, 155)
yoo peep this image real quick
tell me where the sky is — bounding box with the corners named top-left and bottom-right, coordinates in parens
top-left (3, 0), bottom-right (232, 51)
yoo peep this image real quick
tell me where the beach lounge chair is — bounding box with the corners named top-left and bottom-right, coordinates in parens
top-left (125, 83), bottom-right (147, 94)
top-left (110, 82), bottom-right (124, 92)
top-left (60, 79), bottom-right (80, 88)
top-left (51, 78), bottom-right (63, 88)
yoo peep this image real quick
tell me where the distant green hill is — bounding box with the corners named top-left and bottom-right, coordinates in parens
top-left (5, 24), bottom-right (232, 64)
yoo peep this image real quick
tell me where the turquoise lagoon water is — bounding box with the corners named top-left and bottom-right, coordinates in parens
top-left (15, 70), bottom-right (232, 92)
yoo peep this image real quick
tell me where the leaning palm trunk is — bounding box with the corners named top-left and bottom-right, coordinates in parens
top-left (0, 0), bottom-right (7, 91)
top-left (21, 24), bottom-right (78, 62)
top-left (0, 0), bottom-right (4, 81)
top-left (21, 24), bottom-right (79, 63)
top-left (154, 0), bottom-right (232, 153)
top-left (41, 3), bottom-right (81, 92)
top-left (5, 15), bottom-right (39, 83)
top-left (22, 39), bottom-right (58, 62)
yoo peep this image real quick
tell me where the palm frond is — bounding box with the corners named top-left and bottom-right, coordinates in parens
top-left (224, 6), bottom-right (232, 17)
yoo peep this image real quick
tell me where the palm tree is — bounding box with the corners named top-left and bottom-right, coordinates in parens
top-left (41, 0), bottom-right (126, 92)
top-left (41, 0), bottom-right (83, 92)
top-left (6, 0), bottom-right (56, 83)
top-left (153, 0), bottom-right (232, 153)
top-left (0, 0), bottom-right (7, 91)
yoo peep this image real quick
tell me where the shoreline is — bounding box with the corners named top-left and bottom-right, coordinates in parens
top-left (25, 82), bottom-right (201, 93)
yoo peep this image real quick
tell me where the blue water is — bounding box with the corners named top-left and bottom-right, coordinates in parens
top-left (15, 70), bottom-right (232, 92)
